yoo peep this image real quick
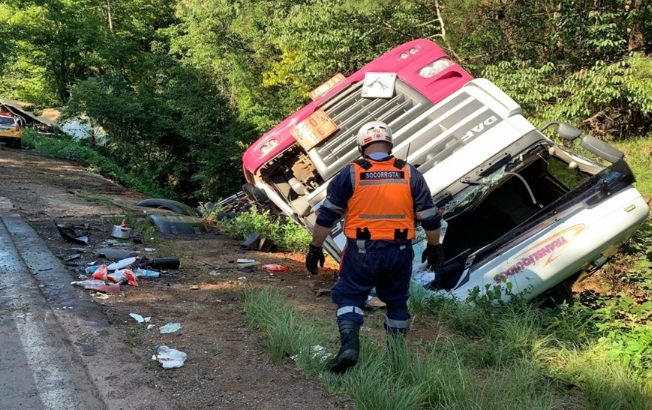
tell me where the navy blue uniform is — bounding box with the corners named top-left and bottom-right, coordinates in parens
top-left (317, 153), bottom-right (441, 333)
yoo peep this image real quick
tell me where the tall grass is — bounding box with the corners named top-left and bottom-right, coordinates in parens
top-left (243, 286), bottom-right (652, 409)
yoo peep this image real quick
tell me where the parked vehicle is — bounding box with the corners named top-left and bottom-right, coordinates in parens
top-left (0, 115), bottom-right (23, 149)
top-left (242, 40), bottom-right (649, 304)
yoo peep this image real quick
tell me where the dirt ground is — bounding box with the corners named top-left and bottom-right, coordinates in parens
top-left (0, 146), bottom-right (446, 409)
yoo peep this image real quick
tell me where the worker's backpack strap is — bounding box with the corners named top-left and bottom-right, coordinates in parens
top-left (352, 158), bottom-right (372, 170)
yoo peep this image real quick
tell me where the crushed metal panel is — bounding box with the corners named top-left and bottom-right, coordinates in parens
top-left (148, 214), bottom-right (208, 234)
top-left (136, 198), bottom-right (199, 217)
top-left (54, 220), bottom-right (89, 246)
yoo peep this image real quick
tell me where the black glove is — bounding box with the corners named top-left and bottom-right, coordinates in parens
top-left (421, 244), bottom-right (445, 271)
top-left (306, 244), bottom-right (325, 275)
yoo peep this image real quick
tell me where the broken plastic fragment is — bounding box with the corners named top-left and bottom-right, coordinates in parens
top-left (71, 279), bottom-right (106, 288)
top-left (159, 323), bottom-right (182, 334)
top-left (262, 264), bottom-right (289, 272)
top-left (153, 345), bottom-right (187, 369)
top-left (107, 257), bottom-right (137, 271)
top-left (130, 313), bottom-right (145, 323)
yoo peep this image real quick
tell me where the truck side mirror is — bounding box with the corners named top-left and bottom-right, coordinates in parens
top-left (580, 135), bottom-right (624, 163)
top-left (556, 123), bottom-right (582, 140)
top-left (539, 121), bottom-right (624, 163)
top-left (539, 121), bottom-right (581, 140)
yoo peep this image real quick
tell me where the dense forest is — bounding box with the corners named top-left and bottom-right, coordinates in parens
top-left (1, 0), bottom-right (650, 203)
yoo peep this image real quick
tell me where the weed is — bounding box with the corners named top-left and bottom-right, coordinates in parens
top-left (211, 343), bottom-right (221, 355)
top-left (220, 205), bottom-right (311, 252)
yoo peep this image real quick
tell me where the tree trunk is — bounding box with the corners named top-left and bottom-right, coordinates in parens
top-left (627, 0), bottom-right (645, 52)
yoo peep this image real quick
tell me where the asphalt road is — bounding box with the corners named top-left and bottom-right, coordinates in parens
top-left (0, 197), bottom-right (175, 410)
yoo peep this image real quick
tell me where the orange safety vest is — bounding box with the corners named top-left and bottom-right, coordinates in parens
top-left (343, 157), bottom-right (415, 241)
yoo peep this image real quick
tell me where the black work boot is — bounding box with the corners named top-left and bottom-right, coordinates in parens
top-left (330, 321), bottom-right (360, 374)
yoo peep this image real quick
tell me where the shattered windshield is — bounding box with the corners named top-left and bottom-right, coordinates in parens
top-left (441, 166), bottom-right (508, 216)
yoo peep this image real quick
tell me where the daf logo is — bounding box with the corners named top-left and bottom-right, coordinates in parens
top-left (462, 115), bottom-right (499, 141)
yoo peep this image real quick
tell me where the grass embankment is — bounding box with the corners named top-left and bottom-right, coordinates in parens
top-left (244, 285), bottom-right (652, 410)
top-left (21, 130), bottom-right (174, 199)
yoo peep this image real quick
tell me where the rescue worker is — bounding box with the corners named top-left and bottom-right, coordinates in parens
top-left (305, 121), bottom-right (445, 374)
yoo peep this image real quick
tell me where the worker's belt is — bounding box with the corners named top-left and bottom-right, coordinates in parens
top-left (355, 227), bottom-right (409, 240)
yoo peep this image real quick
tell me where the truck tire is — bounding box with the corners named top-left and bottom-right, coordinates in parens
top-left (13, 139), bottom-right (21, 149)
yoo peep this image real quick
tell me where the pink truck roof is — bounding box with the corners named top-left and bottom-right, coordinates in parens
top-left (243, 39), bottom-right (473, 180)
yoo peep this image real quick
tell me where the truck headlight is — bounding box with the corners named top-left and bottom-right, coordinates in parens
top-left (259, 138), bottom-right (279, 155)
top-left (400, 48), bottom-right (419, 60)
top-left (418, 58), bottom-right (454, 78)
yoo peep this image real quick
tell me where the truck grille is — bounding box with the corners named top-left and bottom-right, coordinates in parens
top-left (308, 79), bottom-right (432, 180)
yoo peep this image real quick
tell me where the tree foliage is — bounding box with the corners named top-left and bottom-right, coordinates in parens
top-left (0, 0), bottom-right (650, 202)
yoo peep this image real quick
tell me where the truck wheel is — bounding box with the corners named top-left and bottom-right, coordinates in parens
top-left (13, 139), bottom-right (22, 149)
top-left (242, 183), bottom-right (269, 204)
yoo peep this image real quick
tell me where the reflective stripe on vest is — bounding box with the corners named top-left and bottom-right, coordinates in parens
top-left (343, 157), bottom-right (415, 241)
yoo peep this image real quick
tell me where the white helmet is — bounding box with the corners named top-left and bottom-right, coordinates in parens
top-left (356, 121), bottom-right (393, 153)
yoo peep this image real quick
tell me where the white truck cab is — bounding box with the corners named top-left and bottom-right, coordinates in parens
top-left (306, 79), bottom-right (650, 303)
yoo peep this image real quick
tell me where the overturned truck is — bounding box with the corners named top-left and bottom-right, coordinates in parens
top-left (241, 42), bottom-right (649, 304)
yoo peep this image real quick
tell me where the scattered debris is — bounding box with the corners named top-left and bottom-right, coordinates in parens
top-left (148, 214), bottom-right (208, 234)
top-left (236, 259), bottom-right (260, 271)
top-left (135, 198), bottom-right (199, 217)
top-left (91, 266), bottom-right (138, 286)
top-left (133, 268), bottom-right (160, 278)
top-left (150, 258), bottom-right (180, 270)
top-left (239, 232), bottom-right (260, 251)
top-left (129, 313), bottom-right (151, 323)
top-left (101, 239), bottom-right (133, 248)
top-left (257, 236), bottom-right (276, 252)
top-left (153, 345), bottom-right (187, 369)
top-left (202, 261), bottom-right (219, 269)
top-left (95, 248), bottom-right (138, 260)
top-left (71, 279), bottom-right (106, 288)
top-left (111, 219), bottom-right (131, 239)
top-left (287, 293), bottom-right (296, 298)
top-left (107, 256), bottom-right (137, 271)
top-left (159, 323), bottom-right (182, 334)
top-left (262, 264), bottom-right (289, 273)
top-left (54, 220), bottom-right (89, 246)
top-left (314, 288), bottom-right (331, 297)
top-left (64, 254), bottom-right (81, 261)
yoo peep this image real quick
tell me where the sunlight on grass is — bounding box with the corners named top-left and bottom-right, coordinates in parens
top-left (241, 286), bottom-right (652, 409)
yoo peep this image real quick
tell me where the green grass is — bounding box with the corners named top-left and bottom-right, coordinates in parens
top-left (22, 130), bottom-right (174, 199)
top-left (243, 286), bottom-right (652, 410)
top-left (220, 205), bottom-right (312, 252)
top-left (613, 135), bottom-right (652, 198)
